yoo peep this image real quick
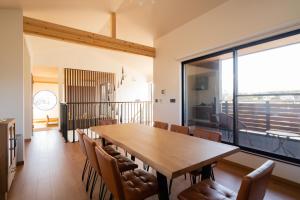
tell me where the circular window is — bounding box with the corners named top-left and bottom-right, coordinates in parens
top-left (33, 90), bottom-right (57, 111)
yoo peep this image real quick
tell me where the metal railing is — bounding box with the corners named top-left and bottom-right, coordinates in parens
top-left (60, 101), bottom-right (153, 142)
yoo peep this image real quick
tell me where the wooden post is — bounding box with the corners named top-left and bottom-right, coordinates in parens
top-left (111, 12), bottom-right (116, 39)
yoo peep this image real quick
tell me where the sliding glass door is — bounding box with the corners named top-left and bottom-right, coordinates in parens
top-left (236, 34), bottom-right (300, 161)
top-left (182, 30), bottom-right (300, 164)
top-left (183, 52), bottom-right (234, 143)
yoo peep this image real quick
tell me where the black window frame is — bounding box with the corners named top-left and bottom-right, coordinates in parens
top-left (181, 28), bottom-right (300, 166)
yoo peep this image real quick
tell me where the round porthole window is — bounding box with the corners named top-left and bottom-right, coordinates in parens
top-left (33, 90), bottom-right (57, 111)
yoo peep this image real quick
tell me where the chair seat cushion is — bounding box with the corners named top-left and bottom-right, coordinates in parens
top-left (103, 145), bottom-right (120, 157)
top-left (178, 179), bottom-right (237, 200)
top-left (122, 169), bottom-right (158, 200)
top-left (115, 155), bottom-right (138, 172)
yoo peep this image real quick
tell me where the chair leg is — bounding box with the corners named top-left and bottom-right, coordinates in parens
top-left (82, 158), bottom-right (88, 181)
top-left (168, 179), bottom-right (173, 195)
top-left (90, 173), bottom-right (98, 199)
top-left (211, 169), bottom-right (215, 181)
top-left (99, 179), bottom-right (104, 200)
top-left (86, 168), bottom-right (94, 192)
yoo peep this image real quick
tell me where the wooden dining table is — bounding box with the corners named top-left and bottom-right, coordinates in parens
top-left (91, 123), bottom-right (240, 200)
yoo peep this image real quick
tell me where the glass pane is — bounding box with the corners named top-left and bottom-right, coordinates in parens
top-left (237, 34), bottom-right (300, 160)
top-left (183, 53), bottom-right (234, 143)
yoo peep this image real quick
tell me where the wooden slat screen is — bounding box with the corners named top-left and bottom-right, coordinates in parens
top-left (64, 68), bottom-right (115, 103)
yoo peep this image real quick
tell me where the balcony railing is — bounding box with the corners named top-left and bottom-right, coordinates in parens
top-left (60, 101), bottom-right (153, 142)
top-left (221, 101), bottom-right (300, 134)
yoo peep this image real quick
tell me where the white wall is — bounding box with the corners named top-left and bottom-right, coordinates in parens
top-left (23, 39), bottom-right (32, 140)
top-left (154, 0), bottom-right (300, 183)
top-left (0, 9), bottom-right (24, 162)
top-left (25, 35), bottom-right (153, 102)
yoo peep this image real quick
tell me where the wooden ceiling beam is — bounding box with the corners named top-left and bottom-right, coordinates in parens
top-left (23, 16), bottom-right (155, 57)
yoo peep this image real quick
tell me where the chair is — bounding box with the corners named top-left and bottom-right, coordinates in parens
top-left (144, 121), bottom-right (169, 171)
top-left (98, 119), bottom-right (117, 146)
top-left (169, 124), bottom-right (189, 194)
top-left (170, 124), bottom-right (189, 135)
top-left (95, 146), bottom-right (158, 200)
top-left (76, 129), bottom-right (90, 183)
top-left (153, 121), bottom-right (168, 130)
top-left (218, 112), bottom-right (253, 146)
top-left (189, 128), bottom-right (221, 184)
top-left (178, 160), bottom-right (275, 200)
top-left (83, 135), bottom-right (138, 199)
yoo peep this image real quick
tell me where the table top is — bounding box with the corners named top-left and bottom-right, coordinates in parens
top-left (91, 123), bottom-right (239, 178)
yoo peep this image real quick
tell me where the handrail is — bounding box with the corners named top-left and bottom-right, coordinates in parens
top-left (60, 101), bottom-right (153, 142)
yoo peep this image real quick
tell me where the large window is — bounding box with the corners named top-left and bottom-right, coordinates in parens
top-left (182, 30), bottom-right (300, 164)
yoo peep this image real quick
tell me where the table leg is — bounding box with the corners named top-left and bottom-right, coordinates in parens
top-left (156, 172), bottom-right (169, 200)
top-left (201, 164), bottom-right (212, 181)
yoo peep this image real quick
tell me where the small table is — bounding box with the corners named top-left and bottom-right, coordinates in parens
top-left (266, 130), bottom-right (300, 157)
top-left (91, 123), bottom-right (239, 200)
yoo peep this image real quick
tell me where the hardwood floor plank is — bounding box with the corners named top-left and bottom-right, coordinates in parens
top-left (8, 130), bottom-right (300, 200)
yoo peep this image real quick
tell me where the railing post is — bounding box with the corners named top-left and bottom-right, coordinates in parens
top-left (265, 101), bottom-right (270, 131)
top-left (140, 103), bottom-right (142, 124)
top-left (60, 103), bottom-right (68, 142)
top-left (120, 103), bottom-right (123, 123)
top-left (225, 101), bottom-right (228, 115)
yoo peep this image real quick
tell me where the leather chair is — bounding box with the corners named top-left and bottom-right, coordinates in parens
top-left (76, 129), bottom-right (90, 182)
top-left (169, 124), bottom-right (189, 194)
top-left (170, 124), bottom-right (189, 135)
top-left (178, 160), bottom-right (275, 200)
top-left (153, 121), bottom-right (168, 130)
top-left (95, 146), bottom-right (158, 200)
top-left (83, 135), bottom-right (138, 199)
top-left (144, 121), bottom-right (169, 171)
top-left (190, 128), bottom-right (222, 183)
top-left (98, 119), bottom-right (117, 146)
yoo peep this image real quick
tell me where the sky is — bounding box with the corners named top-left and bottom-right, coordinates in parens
top-left (221, 42), bottom-right (300, 98)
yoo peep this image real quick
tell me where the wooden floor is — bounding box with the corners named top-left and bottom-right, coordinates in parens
top-left (8, 130), bottom-right (300, 200)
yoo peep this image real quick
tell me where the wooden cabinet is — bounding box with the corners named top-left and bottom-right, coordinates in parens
top-left (0, 119), bottom-right (17, 200)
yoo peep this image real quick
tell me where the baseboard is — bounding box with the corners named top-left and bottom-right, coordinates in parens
top-left (24, 138), bottom-right (31, 142)
top-left (17, 161), bottom-right (24, 166)
top-left (220, 159), bottom-right (300, 189)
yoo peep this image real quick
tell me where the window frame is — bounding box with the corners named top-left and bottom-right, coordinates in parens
top-left (181, 28), bottom-right (300, 166)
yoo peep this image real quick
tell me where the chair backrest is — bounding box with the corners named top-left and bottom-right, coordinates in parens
top-left (95, 146), bottom-right (125, 200)
top-left (193, 128), bottom-right (221, 142)
top-left (170, 124), bottom-right (189, 135)
top-left (99, 119), bottom-right (117, 126)
top-left (153, 121), bottom-right (168, 130)
top-left (83, 135), bottom-right (101, 174)
top-left (76, 129), bottom-right (87, 156)
top-left (237, 160), bottom-right (275, 200)
top-left (218, 112), bottom-right (247, 131)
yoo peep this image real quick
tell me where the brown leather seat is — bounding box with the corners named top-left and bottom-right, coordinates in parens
top-left (178, 160), bottom-right (275, 200)
top-left (169, 124), bottom-right (190, 194)
top-left (114, 154), bottom-right (138, 173)
top-left (170, 124), bottom-right (189, 135)
top-left (102, 145), bottom-right (121, 157)
top-left (190, 128), bottom-right (222, 183)
top-left (76, 129), bottom-right (89, 182)
top-left (83, 136), bottom-right (138, 198)
top-left (99, 119), bottom-right (117, 146)
top-left (153, 121), bottom-right (168, 130)
top-left (95, 146), bottom-right (158, 200)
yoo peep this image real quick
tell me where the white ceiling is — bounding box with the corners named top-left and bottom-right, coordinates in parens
top-left (1, 0), bottom-right (228, 45)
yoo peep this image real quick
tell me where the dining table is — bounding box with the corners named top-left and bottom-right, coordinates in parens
top-left (91, 123), bottom-right (240, 200)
